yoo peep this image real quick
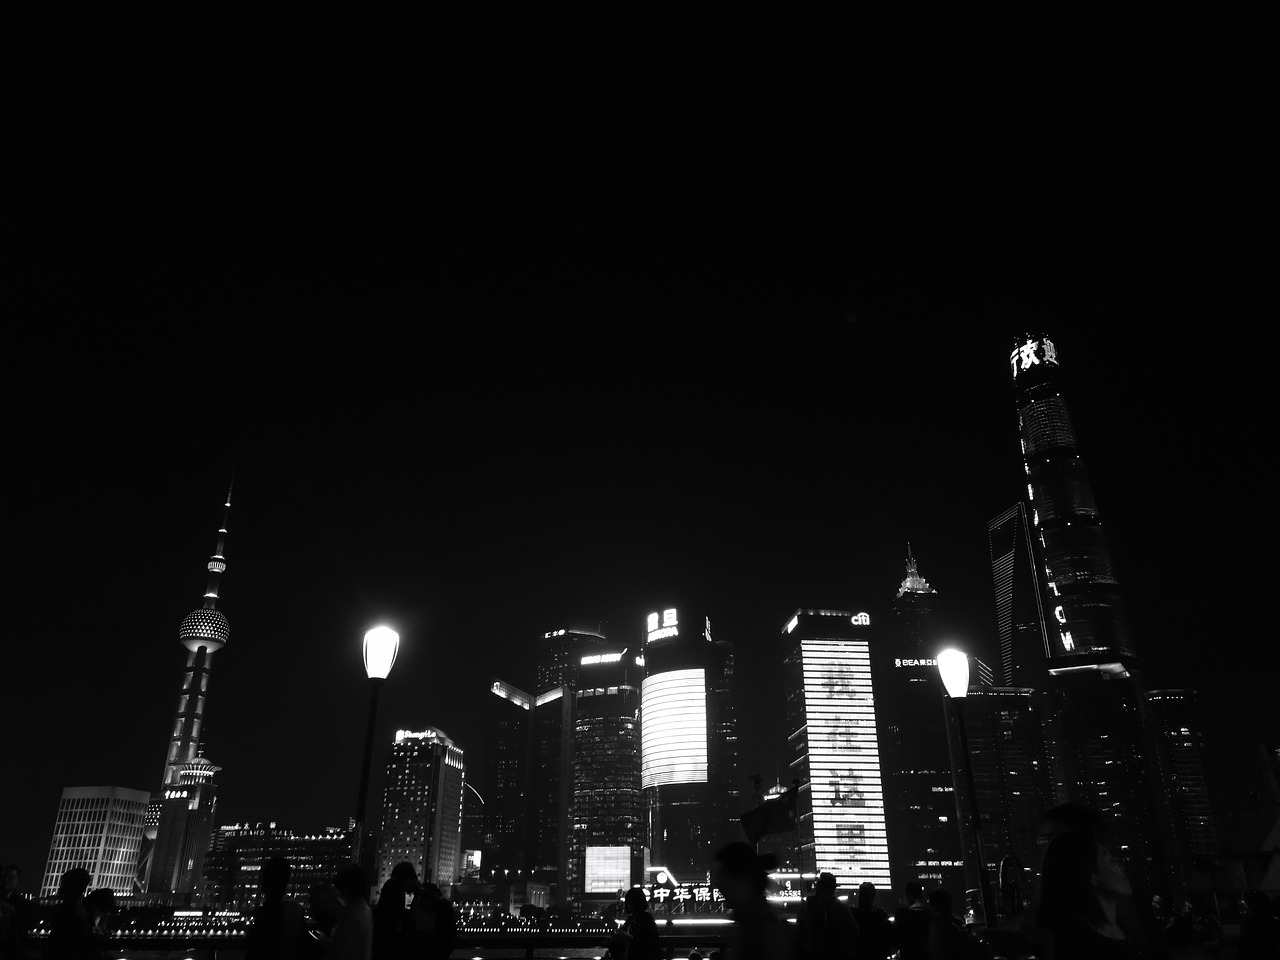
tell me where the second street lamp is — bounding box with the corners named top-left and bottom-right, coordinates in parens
top-left (353, 624), bottom-right (399, 874)
top-left (937, 647), bottom-right (995, 929)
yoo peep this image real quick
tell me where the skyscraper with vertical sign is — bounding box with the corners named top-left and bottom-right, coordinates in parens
top-left (782, 609), bottom-right (890, 887)
top-left (1008, 334), bottom-right (1161, 895)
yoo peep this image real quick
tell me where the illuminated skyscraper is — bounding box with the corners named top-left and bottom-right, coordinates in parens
top-left (567, 648), bottom-right (644, 904)
top-left (875, 553), bottom-right (967, 906)
top-left (376, 728), bottom-right (465, 892)
top-left (202, 823), bottom-right (353, 909)
top-left (1144, 690), bottom-right (1220, 900)
top-left (641, 605), bottom-right (739, 881)
top-left (1010, 335), bottom-right (1129, 660)
top-left (1008, 335), bottom-right (1160, 895)
top-left (142, 484), bottom-right (233, 900)
top-left (782, 609), bottom-right (890, 887)
top-left (987, 503), bottom-right (1051, 688)
top-left (42, 787), bottom-right (150, 897)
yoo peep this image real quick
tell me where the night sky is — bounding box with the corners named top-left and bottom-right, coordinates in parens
top-left (5, 9), bottom-right (1275, 880)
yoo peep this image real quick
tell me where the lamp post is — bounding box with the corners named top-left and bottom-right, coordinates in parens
top-left (937, 647), bottom-right (995, 929)
top-left (352, 625), bottom-right (399, 873)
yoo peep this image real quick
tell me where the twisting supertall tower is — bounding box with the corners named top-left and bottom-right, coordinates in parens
top-left (140, 482), bottom-right (233, 901)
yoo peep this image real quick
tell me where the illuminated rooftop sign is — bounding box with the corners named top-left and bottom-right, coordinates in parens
top-left (394, 728), bottom-right (450, 743)
top-left (850, 612), bottom-right (871, 626)
top-left (581, 652), bottom-right (624, 665)
top-left (646, 608), bottom-right (679, 643)
top-left (1009, 336), bottom-right (1059, 378)
top-left (894, 658), bottom-right (937, 668)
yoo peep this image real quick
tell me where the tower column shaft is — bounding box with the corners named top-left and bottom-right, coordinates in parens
top-left (164, 645), bottom-right (213, 786)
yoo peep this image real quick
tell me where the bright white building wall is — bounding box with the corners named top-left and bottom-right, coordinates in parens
top-left (42, 786), bottom-right (150, 897)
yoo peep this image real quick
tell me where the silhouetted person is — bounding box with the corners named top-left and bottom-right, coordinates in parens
top-left (412, 882), bottom-right (457, 960)
top-left (303, 881), bottom-right (343, 960)
top-left (926, 887), bottom-right (979, 960)
top-left (2, 865), bottom-right (32, 951)
top-left (795, 872), bottom-right (859, 960)
top-left (43, 867), bottom-right (95, 960)
top-left (246, 856), bottom-right (307, 960)
top-left (851, 881), bottom-right (893, 960)
top-left (84, 888), bottom-right (115, 940)
top-left (1036, 827), bottom-right (1143, 958)
top-left (373, 862), bottom-right (419, 959)
top-left (331, 865), bottom-right (373, 960)
top-left (711, 842), bottom-right (791, 960)
top-left (609, 886), bottom-right (661, 960)
top-left (893, 881), bottom-right (931, 960)
top-left (1237, 890), bottom-right (1280, 960)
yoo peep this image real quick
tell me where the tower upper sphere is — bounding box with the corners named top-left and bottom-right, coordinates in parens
top-left (179, 608), bottom-right (230, 652)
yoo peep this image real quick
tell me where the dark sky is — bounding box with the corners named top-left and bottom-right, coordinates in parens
top-left (5, 9), bottom-right (1275, 878)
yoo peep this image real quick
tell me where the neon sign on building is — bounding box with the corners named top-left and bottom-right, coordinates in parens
top-left (1009, 336), bottom-right (1059, 378)
top-left (647, 609), bottom-right (679, 643)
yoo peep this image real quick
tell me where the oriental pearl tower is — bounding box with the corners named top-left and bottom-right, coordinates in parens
top-left (139, 482), bottom-right (233, 901)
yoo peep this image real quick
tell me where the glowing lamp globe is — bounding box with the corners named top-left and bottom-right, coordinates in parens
top-left (937, 647), bottom-right (970, 699)
top-left (363, 626), bottom-right (400, 680)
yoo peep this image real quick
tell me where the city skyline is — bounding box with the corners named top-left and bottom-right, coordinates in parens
top-left (7, 8), bottom-right (1272, 892)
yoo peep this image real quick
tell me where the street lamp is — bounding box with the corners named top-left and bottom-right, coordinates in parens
top-left (937, 647), bottom-right (995, 929)
top-left (352, 625), bottom-right (399, 871)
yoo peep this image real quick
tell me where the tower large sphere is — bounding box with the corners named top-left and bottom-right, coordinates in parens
top-left (179, 608), bottom-right (229, 652)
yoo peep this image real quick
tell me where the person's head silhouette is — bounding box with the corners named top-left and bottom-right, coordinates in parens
top-left (262, 857), bottom-right (291, 900)
top-left (857, 881), bottom-right (877, 908)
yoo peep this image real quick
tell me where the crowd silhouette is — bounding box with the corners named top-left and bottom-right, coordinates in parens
top-left (2, 803), bottom-right (1277, 960)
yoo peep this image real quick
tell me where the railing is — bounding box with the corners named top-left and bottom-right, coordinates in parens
top-left (21, 926), bottom-right (736, 960)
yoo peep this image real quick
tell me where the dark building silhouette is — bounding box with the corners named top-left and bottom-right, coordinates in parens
top-left (527, 624), bottom-right (610, 899)
top-left (782, 608), bottom-right (890, 887)
top-left (141, 485), bottom-right (234, 901)
top-left (537, 624), bottom-right (610, 694)
top-left (642, 605), bottom-right (740, 883)
top-left (987, 503), bottom-right (1051, 689)
top-left (202, 823), bottom-right (352, 909)
top-left (945, 686), bottom-right (1056, 918)
top-left (1008, 334), bottom-right (1161, 895)
top-left (1143, 690), bottom-right (1220, 900)
top-left (875, 552), bottom-right (967, 908)
top-left (482, 679), bottom-right (533, 880)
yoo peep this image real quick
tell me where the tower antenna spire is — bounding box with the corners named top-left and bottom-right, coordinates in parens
top-left (203, 473), bottom-right (234, 610)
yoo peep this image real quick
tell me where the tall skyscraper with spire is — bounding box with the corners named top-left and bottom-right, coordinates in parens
top-left (140, 483), bottom-right (233, 901)
top-left (1007, 335), bottom-right (1162, 896)
top-left (875, 550), bottom-right (968, 908)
